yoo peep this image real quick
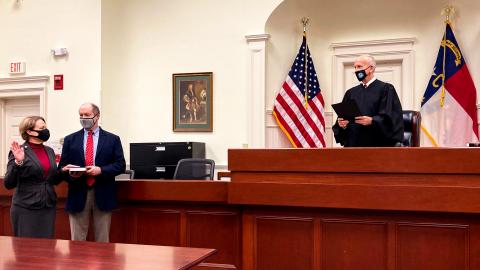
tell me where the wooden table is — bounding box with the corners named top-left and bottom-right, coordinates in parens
top-left (0, 236), bottom-right (215, 270)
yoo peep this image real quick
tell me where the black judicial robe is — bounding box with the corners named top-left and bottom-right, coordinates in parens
top-left (333, 79), bottom-right (404, 147)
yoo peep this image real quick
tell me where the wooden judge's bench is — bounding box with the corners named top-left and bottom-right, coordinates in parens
top-left (1, 148), bottom-right (480, 270)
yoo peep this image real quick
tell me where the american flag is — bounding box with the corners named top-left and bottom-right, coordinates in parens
top-left (273, 35), bottom-right (326, 148)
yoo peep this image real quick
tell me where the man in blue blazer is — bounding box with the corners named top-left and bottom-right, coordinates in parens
top-left (59, 102), bottom-right (125, 242)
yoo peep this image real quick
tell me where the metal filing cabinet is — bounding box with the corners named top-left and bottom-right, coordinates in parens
top-left (130, 142), bottom-right (205, 179)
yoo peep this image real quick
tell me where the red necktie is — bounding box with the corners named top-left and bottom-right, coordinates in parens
top-left (85, 131), bottom-right (95, 187)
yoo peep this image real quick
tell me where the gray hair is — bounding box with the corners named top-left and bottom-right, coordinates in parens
top-left (357, 54), bottom-right (376, 68)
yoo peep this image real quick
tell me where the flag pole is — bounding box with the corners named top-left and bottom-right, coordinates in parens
top-left (301, 17), bottom-right (310, 109)
top-left (440, 5), bottom-right (454, 108)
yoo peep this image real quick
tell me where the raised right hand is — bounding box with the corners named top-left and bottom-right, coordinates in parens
top-left (10, 141), bottom-right (24, 163)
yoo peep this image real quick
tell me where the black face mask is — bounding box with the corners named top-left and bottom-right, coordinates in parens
top-left (30, 129), bottom-right (50, 142)
top-left (355, 69), bottom-right (368, 81)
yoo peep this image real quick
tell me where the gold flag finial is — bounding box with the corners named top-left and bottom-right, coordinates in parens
top-left (300, 17), bottom-right (310, 109)
top-left (439, 5), bottom-right (455, 107)
top-left (441, 5), bottom-right (455, 24)
top-left (301, 17), bottom-right (310, 33)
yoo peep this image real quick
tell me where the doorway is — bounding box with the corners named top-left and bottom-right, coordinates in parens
top-left (0, 97), bottom-right (40, 175)
top-left (0, 76), bottom-right (48, 176)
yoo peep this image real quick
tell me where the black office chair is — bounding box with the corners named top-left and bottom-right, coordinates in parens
top-left (173, 158), bottom-right (215, 180)
top-left (402, 110), bottom-right (421, 147)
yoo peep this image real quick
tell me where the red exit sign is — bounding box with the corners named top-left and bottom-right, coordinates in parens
top-left (9, 61), bottom-right (26, 74)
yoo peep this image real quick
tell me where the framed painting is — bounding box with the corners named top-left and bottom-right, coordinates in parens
top-left (173, 72), bottom-right (213, 132)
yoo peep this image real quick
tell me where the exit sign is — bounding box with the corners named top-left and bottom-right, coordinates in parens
top-left (9, 61), bottom-right (26, 74)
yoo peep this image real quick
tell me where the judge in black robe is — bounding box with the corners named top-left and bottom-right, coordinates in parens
top-left (333, 55), bottom-right (404, 147)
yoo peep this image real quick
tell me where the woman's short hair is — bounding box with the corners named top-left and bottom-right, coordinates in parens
top-left (19, 116), bottom-right (45, 141)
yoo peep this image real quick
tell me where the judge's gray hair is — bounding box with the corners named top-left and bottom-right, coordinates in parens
top-left (356, 54), bottom-right (377, 68)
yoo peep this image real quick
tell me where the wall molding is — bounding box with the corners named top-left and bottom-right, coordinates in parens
top-left (0, 75), bottom-right (49, 120)
top-left (330, 38), bottom-right (417, 51)
top-left (331, 38), bottom-right (416, 108)
top-left (245, 34), bottom-right (270, 43)
top-left (245, 33), bottom-right (270, 148)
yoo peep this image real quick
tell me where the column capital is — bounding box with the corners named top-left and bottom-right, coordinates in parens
top-left (245, 34), bottom-right (270, 43)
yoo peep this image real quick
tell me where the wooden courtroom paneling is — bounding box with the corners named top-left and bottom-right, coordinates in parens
top-left (229, 171), bottom-right (480, 185)
top-left (228, 148), bottom-right (480, 270)
top-left (1, 205), bottom-right (11, 236)
top-left (54, 205), bottom-right (71, 240)
top-left (228, 148), bottom-right (480, 174)
top-left (396, 223), bottom-right (468, 270)
top-left (0, 196), bottom-right (12, 236)
top-left (0, 180), bottom-right (239, 270)
top-left (253, 215), bottom-right (314, 270)
top-left (116, 180), bottom-right (228, 202)
top-left (134, 208), bottom-right (182, 246)
top-left (322, 219), bottom-right (388, 270)
top-left (110, 207), bottom-right (130, 243)
top-left (3, 148), bottom-right (480, 270)
top-left (0, 208), bottom-right (3, 235)
top-left (241, 208), bottom-right (480, 270)
top-left (186, 211), bottom-right (241, 270)
top-left (228, 181), bottom-right (480, 213)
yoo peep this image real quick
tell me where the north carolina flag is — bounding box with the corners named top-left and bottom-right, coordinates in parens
top-left (420, 22), bottom-right (479, 146)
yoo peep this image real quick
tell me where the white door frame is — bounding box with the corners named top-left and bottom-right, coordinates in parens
top-left (330, 38), bottom-right (416, 146)
top-left (0, 76), bottom-right (49, 113)
top-left (0, 75), bottom-right (49, 176)
top-left (331, 38), bottom-right (416, 110)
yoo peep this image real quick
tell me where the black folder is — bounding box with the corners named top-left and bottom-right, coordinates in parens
top-left (331, 99), bottom-right (362, 121)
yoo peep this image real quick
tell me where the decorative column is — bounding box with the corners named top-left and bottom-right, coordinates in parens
top-left (245, 34), bottom-right (270, 148)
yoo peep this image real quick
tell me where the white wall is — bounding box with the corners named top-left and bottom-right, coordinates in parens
top-left (0, 0), bottom-right (282, 167)
top-left (266, 0), bottom-right (480, 112)
top-left (6, 0), bottom-right (477, 166)
top-left (0, 0), bottom-right (101, 139)
top-left (101, 0), bottom-right (281, 166)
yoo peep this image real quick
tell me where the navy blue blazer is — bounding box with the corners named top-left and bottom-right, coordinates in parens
top-left (59, 128), bottom-right (126, 213)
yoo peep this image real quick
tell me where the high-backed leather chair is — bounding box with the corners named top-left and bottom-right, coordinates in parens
top-left (402, 110), bottom-right (421, 147)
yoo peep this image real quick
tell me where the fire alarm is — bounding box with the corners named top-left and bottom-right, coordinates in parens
top-left (54, 74), bottom-right (63, 90)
